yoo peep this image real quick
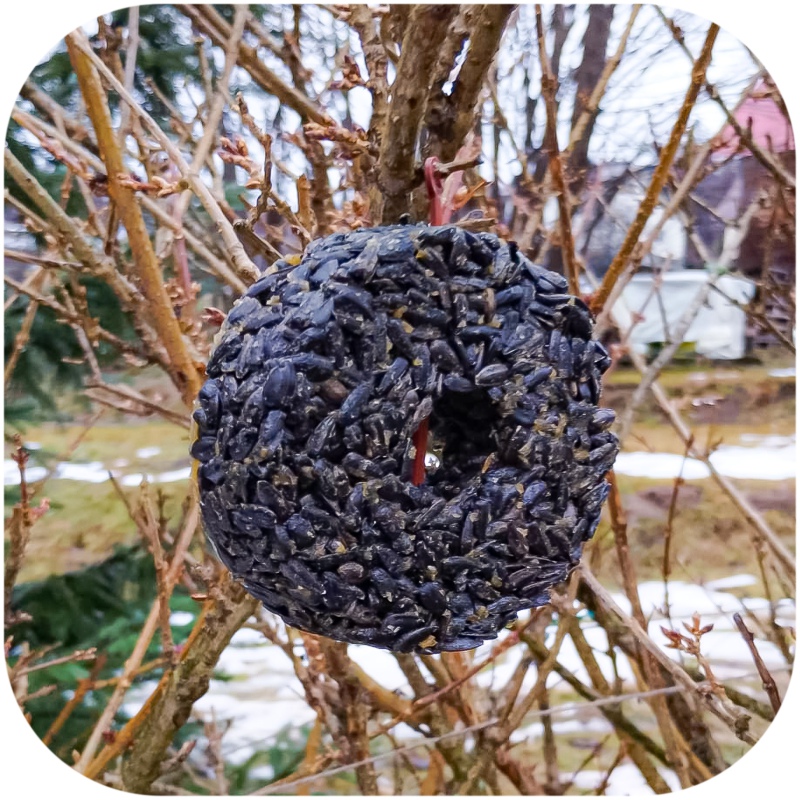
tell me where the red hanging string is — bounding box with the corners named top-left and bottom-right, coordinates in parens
top-left (411, 157), bottom-right (451, 486)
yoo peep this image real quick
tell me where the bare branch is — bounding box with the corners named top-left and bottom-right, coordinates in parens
top-left (66, 32), bottom-right (204, 405)
top-left (424, 5), bottom-right (514, 163)
top-left (591, 23), bottom-right (720, 313)
top-left (378, 5), bottom-right (460, 222)
top-left (66, 30), bottom-right (260, 290)
top-left (535, 4), bottom-right (579, 295)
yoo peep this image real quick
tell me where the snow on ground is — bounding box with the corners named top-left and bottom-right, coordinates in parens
top-left (6, 423), bottom-right (797, 487)
top-left (705, 574), bottom-right (758, 591)
top-left (7, 432), bottom-right (795, 487)
top-left (4, 461), bottom-right (48, 484)
top-left (116, 577), bottom-right (795, 771)
top-left (614, 435), bottom-right (796, 481)
top-left (768, 367), bottom-right (795, 378)
top-left (120, 466), bottom-right (192, 487)
top-left (7, 425), bottom-right (793, 785)
top-left (566, 763), bottom-right (681, 795)
top-left (3, 459), bottom-right (192, 486)
top-left (135, 446), bottom-right (162, 459)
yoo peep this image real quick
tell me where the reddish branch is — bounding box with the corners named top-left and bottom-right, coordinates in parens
top-left (732, 613), bottom-right (782, 715)
top-left (535, 5), bottom-right (580, 296)
top-left (590, 23), bottom-right (720, 314)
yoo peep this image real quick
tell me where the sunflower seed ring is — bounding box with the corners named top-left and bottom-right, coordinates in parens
top-left (192, 224), bottom-right (618, 653)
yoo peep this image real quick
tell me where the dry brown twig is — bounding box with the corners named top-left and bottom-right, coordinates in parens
top-left (658, 9), bottom-right (794, 190)
top-left (67, 32), bottom-right (205, 405)
top-left (13, 102), bottom-right (249, 294)
top-left (732, 613), bottom-right (782, 715)
top-left (535, 4), bottom-right (580, 296)
top-left (581, 567), bottom-right (756, 745)
top-left (590, 22), bottom-right (720, 314)
top-left (74, 497), bottom-right (200, 774)
top-left (661, 613), bottom-right (724, 695)
top-left (66, 30), bottom-right (260, 289)
top-left (4, 441), bottom-right (51, 626)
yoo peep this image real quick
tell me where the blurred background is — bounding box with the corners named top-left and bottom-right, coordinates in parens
top-left (4, 4), bottom-right (795, 795)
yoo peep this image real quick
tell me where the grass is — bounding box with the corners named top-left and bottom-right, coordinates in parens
top-left (10, 478), bottom-right (191, 583)
top-left (4, 419), bottom-right (192, 582)
top-left (16, 418), bottom-right (192, 466)
top-left (590, 473), bottom-right (795, 591)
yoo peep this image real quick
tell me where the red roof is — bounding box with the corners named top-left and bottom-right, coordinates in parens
top-left (711, 81), bottom-right (795, 159)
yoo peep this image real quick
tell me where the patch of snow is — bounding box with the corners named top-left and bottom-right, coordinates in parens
top-left (119, 466), bottom-right (191, 487)
top-left (704, 574), bottom-right (758, 590)
top-left (545, 624), bottom-right (636, 686)
top-left (135, 446), bottom-right (162, 459)
top-left (195, 691), bottom-right (316, 765)
top-left (566, 763), bottom-right (681, 795)
top-left (710, 443), bottom-right (795, 480)
top-left (4, 458), bottom-right (191, 486)
top-left (614, 436), bottom-right (796, 481)
top-left (4, 461), bottom-right (47, 485)
top-left (614, 452), bottom-right (710, 480)
top-left (152, 466), bottom-right (192, 483)
top-left (229, 626), bottom-right (267, 647)
top-left (117, 576), bottom-right (793, 783)
top-left (633, 581), bottom-right (749, 618)
top-left (391, 722), bottom-right (421, 740)
top-left (739, 433), bottom-right (795, 447)
top-left (768, 367), bottom-right (795, 378)
top-left (774, 598), bottom-right (797, 628)
top-left (347, 644), bottom-right (413, 693)
top-left (55, 462), bottom-right (112, 483)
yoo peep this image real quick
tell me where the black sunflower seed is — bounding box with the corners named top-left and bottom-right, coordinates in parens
top-left (194, 224), bottom-right (617, 654)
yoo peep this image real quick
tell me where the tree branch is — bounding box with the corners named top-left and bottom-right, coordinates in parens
top-left (66, 32), bottom-right (203, 406)
top-left (378, 4), bottom-right (460, 222)
top-left (423, 5), bottom-right (514, 163)
top-left (179, 4), bottom-right (333, 127)
top-left (66, 30), bottom-right (260, 290)
top-left (590, 23), bottom-right (719, 314)
top-left (535, 4), bottom-right (579, 295)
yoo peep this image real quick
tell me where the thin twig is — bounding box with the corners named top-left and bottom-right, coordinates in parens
top-left (590, 23), bottom-right (719, 313)
top-left (74, 498), bottom-right (200, 773)
top-left (67, 30), bottom-right (259, 289)
top-left (658, 9), bottom-right (794, 190)
top-left (118, 6), bottom-right (140, 144)
top-left (732, 613), bottom-right (782, 715)
top-left (535, 5), bottom-right (579, 295)
top-left (4, 270), bottom-right (48, 391)
top-left (580, 567), bottom-right (757, 745)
